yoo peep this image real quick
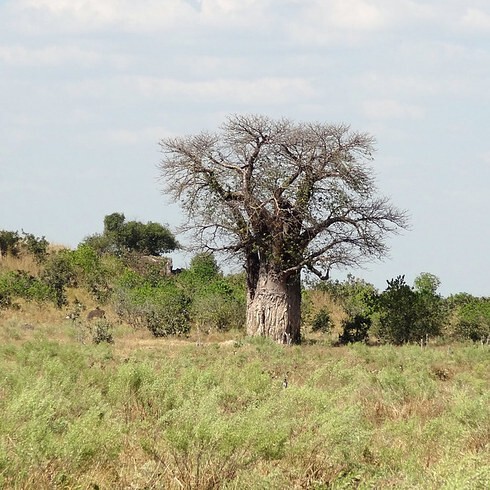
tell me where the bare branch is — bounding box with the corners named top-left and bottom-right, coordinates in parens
top-left (158, 114), bottom-right (408, 279)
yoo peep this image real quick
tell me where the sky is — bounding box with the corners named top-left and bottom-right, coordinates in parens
top-left (1, 0), bottom-right (489, 296)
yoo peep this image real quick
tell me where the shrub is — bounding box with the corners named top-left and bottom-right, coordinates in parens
top-left (91, 319), bottom-right (115, 344)
top-left (373, 275), bottom-right (445, 344)
top-left (70, 244), bottom-right (114, 302)
top-left (0, 230), bottom-right (48, 262)
top-left (453, 298), bottom-right (490, 342)
top-left (311, 308), bottom-right (332, 333)
top-left (0, 270), bottom-right (51, 308)
top-left (339, 314), bottom-right (371, 344)
top-left (0, 274), bottom-right (13, 308)
top-left (20, 231), bottom-right (49, 263)
top-left (191, 292), bottom-right (245, 331)
top-left (178, 254), bottom-right (246, 332)
top-left (41, 251), bottom-right (76, 308)
top-left (0, 230), bottom-right (20, 257)
top-left (315, 274), bottom-right (377, 318)
top-left (143, 288), bottom-right (190, 337)
top-left (113, 278), bottom-right (190, 337)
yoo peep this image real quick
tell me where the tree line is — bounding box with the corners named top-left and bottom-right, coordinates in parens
top-left (0, 220), bottom-right (489, 344)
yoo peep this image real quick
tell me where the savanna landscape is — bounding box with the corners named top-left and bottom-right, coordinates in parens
top-left (0, 221), bottom-right (489, 489)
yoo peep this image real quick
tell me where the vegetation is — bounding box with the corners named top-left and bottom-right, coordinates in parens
top-left (373, 274), bottom-right (446, 345)
top-left (0, 328), bottom-right (488, 489)
top-left (0, 230), bottom-right (48, 262)
top-left (0, 224), bottom-right (489, 488)
top-left (159, 114), bottom-right (408, 343)
top-left (84, 212), bottom-right (179, 257)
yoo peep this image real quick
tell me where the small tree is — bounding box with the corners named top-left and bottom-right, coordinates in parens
top-left (339, 314), bottom-right (371, 344)
top-left (85, 212), bottom-right (179, 257)
top-left (311, 308), bottom-right (332, 334)
top-left (20, 231), bottom-right (49, 263)
top-left (374, 275), bottom-right (416, 344)
top-left (448, 294), bottom-right (490, 342)
top-left (374, 274), bottom-right (445, 344)
top-left (0, 230), bottom-right (21, 257)
top-left (159, 114), bottom-right (408, 343)
top-left (41, 251), bottom-right (76, 308)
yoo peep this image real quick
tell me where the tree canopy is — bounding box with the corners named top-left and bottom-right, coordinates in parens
top-left (85, 212), bottom-right (179, 257)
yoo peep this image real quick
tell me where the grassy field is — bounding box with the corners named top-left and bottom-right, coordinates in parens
top-left (0, 317), bottom-right (489, 489)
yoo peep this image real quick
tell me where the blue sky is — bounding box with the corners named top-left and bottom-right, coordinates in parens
top-left (1, 0), bottom-right (489, 296)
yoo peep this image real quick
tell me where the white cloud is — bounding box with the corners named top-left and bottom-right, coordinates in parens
top-left (15, 0), bottom-right (274, 33)
top-left (285, 0), bottom-right (385, 45)
top-left (461, 8), bottom-right (490, 31)
top-left (360, 72), bottom-right (439, 96)
top-left (0, 44), bottom-right (127, 67)
top-left (16, 0), bottom-right (195, 32)
top-left (130, 76), bottom-right (316, 104)
top-left (328, 0), bottom-right (385, 30)
top-left (105, 126), bottom-right (174, 145)
top-left (362, 99), bottom-right (425, 120)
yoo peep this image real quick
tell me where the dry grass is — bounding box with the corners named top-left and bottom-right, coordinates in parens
top-left (305, 289), bottom-right (347, 339)
top-left (0, 321), bottom-right (488, 489)
top-left (0, 253), bottom-right (42, 276)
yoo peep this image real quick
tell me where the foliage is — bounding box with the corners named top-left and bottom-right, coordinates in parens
top-left (414, 272), bottom-right (441, 295)
top-left (91, 319), bottom-right (115, 344)
top-left (21, 231), bottom-right (49, 263)
top-left (178, 253), bottom-right (246, 331)
top-left (70, 244), bottom-right (115, 302)
top-left (0, 270), bottom-right (51, 308)
top-left (188, 252), bottom-right (220, 280)
top-left (113, 275), bottom-right (190, 337)
top-left (0, 230), bottom-right (20, 256)
top-left (374, 274), bottom-right (446, 344)
top-left (448, 295), bottom-right (490, 341)
top-left (41, 251), bottom-right (76, 308)
top-left (84, 212), bottom-right (179, 257)
top-left (339, 314), bottom-right (371, 344)
top-left (306, 275), bottom-right (376, 341)
top-left (0, 229), bottom-right (48, 262)
top-left (311, 307), bottom-right (332, 333)
top-left (316, 275), bottom-right (377, 319)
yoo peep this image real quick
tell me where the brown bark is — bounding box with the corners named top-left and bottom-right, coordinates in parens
top-left (246, 270), bottom-right (301, 344)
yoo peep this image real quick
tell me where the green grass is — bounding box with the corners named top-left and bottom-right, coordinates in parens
top-left (0, 327), bottom-right (488, 489)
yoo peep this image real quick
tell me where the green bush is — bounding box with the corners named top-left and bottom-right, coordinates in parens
top-left (0, 230), bottom-right (48, 262)
top-left (0, 270), bottom-right (51, 308)
top-left (91, 319), bottom-right (115, 344)
top-left (84, 212), bottom-right (179, 256)
top-left (0, 230), bottom-right (20, 257)
top-left (373, 275), bottom-right (445, 344)
top-left (20, 231), bottom-right (49, 263)
top-left (113, 278), bottom-right (190, 336)
top-left (178, 254), bottom-right (246, 332)
top-left (339, 314), bottom-right (371, 344)
top-left (41, 251), bottom-right (76, 308)
top-left (191, 292), bottom-right (245, 331)
top-left (453, 298), bottom-right (490, 341)
top-left (311, 307), bottom-right (332, 333)
top-left (0, 273), bottom-right (13, 308)
top-left (315, 274), bottom-right (377, 318)
top-left (70, 244), bottom-right (115, 302)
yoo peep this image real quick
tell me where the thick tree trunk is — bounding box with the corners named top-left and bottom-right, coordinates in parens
top-left (246, 269), bottom-right (301, 344)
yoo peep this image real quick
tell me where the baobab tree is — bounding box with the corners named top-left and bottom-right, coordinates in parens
top-left (159, 114), bottom-right (408, 344)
